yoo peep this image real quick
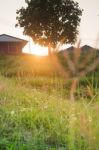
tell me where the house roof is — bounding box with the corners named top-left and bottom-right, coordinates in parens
top-left (66, 46), bottom-right (75, 51)
top-left (0, 34), bottom-right (28, 43)
top-left (81, 45), bottom-right (94, 51)
top-left (59, 46), bottom-right (75, 54)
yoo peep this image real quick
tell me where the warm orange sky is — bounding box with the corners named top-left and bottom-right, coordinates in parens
top-left (0, 0), bottom-right (99, 55)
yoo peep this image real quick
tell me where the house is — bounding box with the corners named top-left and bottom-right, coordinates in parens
top-left (60, 45), bottom-right (96, 54)
top-left (81, 45), bottom-right (94, 52)
top-left (66, 46), bottom-right (75, 51)
top-left (0, 34), bottom-right (28, 54)
top-left (59, 46), bottom-right (75, 54)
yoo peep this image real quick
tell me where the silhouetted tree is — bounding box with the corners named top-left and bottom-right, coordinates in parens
top-left (16, 0), bottom-right (82, 55)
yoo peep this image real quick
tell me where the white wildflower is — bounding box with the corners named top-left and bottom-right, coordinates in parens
top-left (89, 116), bottom-right (92, 122)
top-left (11, 110), bottom-right (15, 115)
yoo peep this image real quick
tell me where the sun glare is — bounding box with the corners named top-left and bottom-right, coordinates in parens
top-left (23, 39), bottom-right (48, 56)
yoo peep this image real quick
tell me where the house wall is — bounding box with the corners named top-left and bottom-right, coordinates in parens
top-left (0, 42), bottom-right (23, 54)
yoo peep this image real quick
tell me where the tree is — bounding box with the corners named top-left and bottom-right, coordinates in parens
top-left (16, 0), bottom-right (82, 55)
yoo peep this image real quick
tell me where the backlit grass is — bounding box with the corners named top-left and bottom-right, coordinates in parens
top-left (0, 54), bottom-right (99, 149)
top-left (0, 74), bottom-right (99, 150)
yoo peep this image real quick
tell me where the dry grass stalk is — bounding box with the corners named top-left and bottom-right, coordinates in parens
top-left (55, 41), bottom-right (99, 101)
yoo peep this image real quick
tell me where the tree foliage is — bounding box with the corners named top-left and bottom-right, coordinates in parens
top-left (16, 0), bottom-right (82, 51)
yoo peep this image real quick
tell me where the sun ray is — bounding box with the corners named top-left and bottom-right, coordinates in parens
top-left (23, 39), bottom-right (48, 56)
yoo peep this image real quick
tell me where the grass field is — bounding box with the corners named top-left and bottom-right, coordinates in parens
top-left (0, 54), bottom-right (99, 150)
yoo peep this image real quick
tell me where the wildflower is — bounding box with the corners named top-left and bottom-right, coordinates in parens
top-left (11, 110), bottom-right (15, 115)
top-left (88, 116), bottom-right (92, 122)
top-left (20, 108), bottom-right (27, 112)
top-left (44, 105), bottom-right (48, 109)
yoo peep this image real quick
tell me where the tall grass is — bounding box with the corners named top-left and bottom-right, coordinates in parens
top-left (0, 53), bottom-right (99, 149)
top-left (0, 54), bottom-right (59, 77)
top-left (0, 73), bottom-right (99, 149)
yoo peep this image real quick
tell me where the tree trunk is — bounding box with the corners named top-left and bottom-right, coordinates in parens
top-left (48, 44), bottom-right (51, 56)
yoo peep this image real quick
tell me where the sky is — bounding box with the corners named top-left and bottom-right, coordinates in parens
top-left (0, 0), bottom-right (99, 55)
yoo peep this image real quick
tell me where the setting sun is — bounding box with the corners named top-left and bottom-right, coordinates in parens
top-left (23, 39), bottom-right (48, 56)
